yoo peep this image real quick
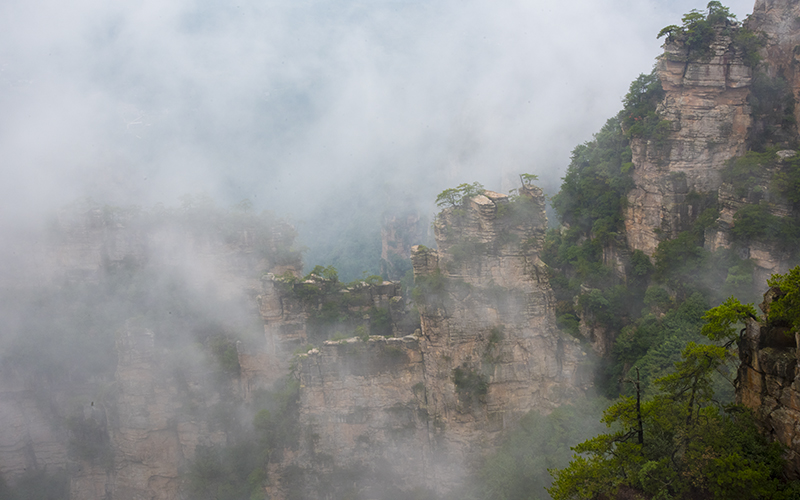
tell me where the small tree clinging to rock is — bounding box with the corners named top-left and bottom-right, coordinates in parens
top-left (435, 182), bottom-right (485, 208)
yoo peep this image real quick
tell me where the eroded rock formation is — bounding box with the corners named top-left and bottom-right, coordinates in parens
top-left (275, 186), bottom-right (589, 497)
top-left (738, 287), bottom-right (800, 478)
top-left (0, 203), bottom-right (299, 498)
top-left (625, 26), bottom-right (752, 256)
top-left (748, 0), bottom-right (800, 129)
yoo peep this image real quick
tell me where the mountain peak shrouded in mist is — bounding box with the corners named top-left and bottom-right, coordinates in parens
top-left (0, 0), bottom-right (755, 265)
top-left (7, 1), bottom-right (800, 499)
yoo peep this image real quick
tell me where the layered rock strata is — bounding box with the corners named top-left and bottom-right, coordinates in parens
top-left (737, 288), bottom-right (800, 478)
top-left (748, 0), bottom-right (800, 128)
top-left (69, 325), bottom-right (229, 500)
top-left (279, 186), bottom-right (589, 497)
top-left (625, 26), bottom-right (753, 256)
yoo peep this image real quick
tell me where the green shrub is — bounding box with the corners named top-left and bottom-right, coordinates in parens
top-left (435, 182), bottom-right (485, 208)
top-left (772, 153), bottom-right (800, 206)
top-left (722, 149), bottom-right (776, 197)
top-left (209, 335), bottom-right (241, 378)
top-left (452, 364), bottom-right (488, 407)
top-left (766, 265), bottom-right (800, 332)
top-left (657, 2), bottom-right (741, 62)
top-left (411, 270), bottom-right (447, 307)
top-left (731, 204), bottom-right (799, 251)
top-left (550, 341), bottom-right (789, 500)
top-left (749, 72), bottom-right (797, 150)
top-left (368, 306), bottom-right (392, 337)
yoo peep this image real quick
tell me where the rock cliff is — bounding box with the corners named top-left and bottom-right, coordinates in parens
top-left (625, 25), bottom-right (752, 256)
top-left (69, 324), bottom-right (229, 500)
top-left (622, 1), bottom-right (800, 297)
top-left (272, 186), bottom-right (589, 498)
top-left (0, 202), bottom-right (300, 499)
top-left (737, 286), bottom-right (800, 478)
top-left (748, 0), bottom-right (800, 129)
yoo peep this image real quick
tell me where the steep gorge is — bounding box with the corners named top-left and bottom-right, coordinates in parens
top-left (5, 1), bottom-right (800, 498)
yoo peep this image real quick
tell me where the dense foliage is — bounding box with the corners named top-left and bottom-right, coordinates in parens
top-left (544, 70), bottom-right (676, 366)
top-left (766, 266), bottom-right (800, 332)
top-left (718, 148), bottom-right (800, 255)
top-left (657, 1), bottom-right (762, 66)
top-left (749, 72), bottom-right (798, 150)
top-left (548, 343), bottom-right (793, 500)
top-left (550, 266), bottom-right (800, 499)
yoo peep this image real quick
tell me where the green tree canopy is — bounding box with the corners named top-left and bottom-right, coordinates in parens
top-left (435, 182), bottom-right (485, 208)
top-left (548, 341), bottom-right (788, 500)
top-left (767, 265), bottom-right (800, 332)
top-left (701, 296), bottom-right (759, 342)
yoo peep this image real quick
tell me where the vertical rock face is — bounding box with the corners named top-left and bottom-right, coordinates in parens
top-left (69, 325), bottom-right (227, 500)
top-left (704, 150), bottom-right (795, 285)
top-left (625, 28), bottom-right (752, 256)
top-left (737, 289), bottom-right (800, 478)
top-left (749, 0), bottom-right (800, 128)
top-left (0, 372), bottom-right (68, 482)
top-left (421, 187), bottom-right (588, 418)
top-left (286, 339), bottom-right (430, 499)
top-left (282, 186), bottom-right (589, 497)
top-left (0, 203), bottom-right (299, 499)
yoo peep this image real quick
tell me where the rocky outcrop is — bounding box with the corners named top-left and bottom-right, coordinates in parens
top-left (748, 0), bottom-right (800, 129)
top-left (737, 288), bottom-right (800, 478)
top-left (278, 186), bottom-right (589, 497)
top-left (421, 187), bottom-right (588, 419)
top-left (282, 338), bottom-right (431, 499)
top-left (69, 325), bottom-right (229, 500)
top-left (0, 202), bottom-right (301, 498)
top-left (704, 150), bottom-right (795, 284)
top-left (625, 27), bottom-right (753, 256)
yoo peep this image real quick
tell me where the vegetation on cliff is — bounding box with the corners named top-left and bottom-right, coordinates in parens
top-left (719, 148), bottom-right (800, 257)
top-left (543, 69), bottom-right (668, 343)
top-left (517, 3), bottom-right (800, 496)
top-left (548, 266), bottom-right (800, 500)
top-left (549, 349), bottom-right (791, 499)
top-left (657, 1), bottom-right (762, 66)
top-left (186, 377), bottom-right (300, 500)
top-left (274, 265), bottom-right (416, 343)
top-left (542, 0), bottom-right (795, 398)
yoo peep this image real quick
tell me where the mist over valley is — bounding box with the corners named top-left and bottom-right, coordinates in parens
top-left (4, 0), bottom-right (800, 499)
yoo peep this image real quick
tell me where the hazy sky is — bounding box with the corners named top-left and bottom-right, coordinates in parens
top-left (0, 0), bottom-right (755, 230)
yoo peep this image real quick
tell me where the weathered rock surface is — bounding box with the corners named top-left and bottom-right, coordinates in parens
top-left (68, 325), bottom-right (227, 500)
top-left (748, 0), bottom-right (800, 128)
top-left (737, 288), bottom-right (800, 478)
top-left (625, 27), bottom-right (753, 256)
top-left (0, 371), bottom-right (68, 481)
top-left (704, 152), bottom-right (795, 285)
top-left (277, 186), bottom-right (590, 497)
top-left (0, 203), bottom-right (298, 498)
